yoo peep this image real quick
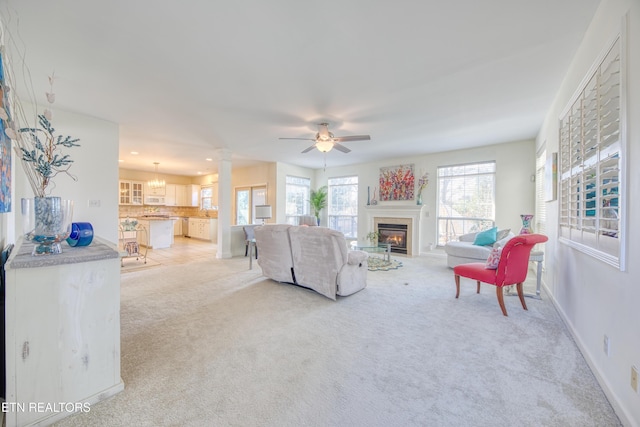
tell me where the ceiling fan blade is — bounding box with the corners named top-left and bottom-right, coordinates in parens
top-left (333, 143), bottom-right (351, 153)
top-left (279, 137), bottom-right (316, 141)
top-left (333, 135), bottom-right (371, 142)
top-left (301, 145), bottom-right (316, 153)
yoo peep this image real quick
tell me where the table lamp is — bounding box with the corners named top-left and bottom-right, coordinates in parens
top-left (255, 205), bottom-right (272, 225)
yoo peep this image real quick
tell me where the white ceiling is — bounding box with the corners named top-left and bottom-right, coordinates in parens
top-left (2, 0), bottom-right (601, 176)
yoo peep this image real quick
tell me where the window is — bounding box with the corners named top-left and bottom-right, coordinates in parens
top-left (534, 147), bottom-right (547, 267)
top-left (285, 176), bottom-right (310, 225)
top-left (558, 34), bottom-right (625, 270)
top-left (328, 176), bottom-right (358, 238)
top-left (235, 185), bottom-right (266, 225)
top-left (437, 162), bottom-right (496, 245)
top-left (535, 148), bottom-right (547, 237)
top-left (201, 186), bottom-right (215, 210)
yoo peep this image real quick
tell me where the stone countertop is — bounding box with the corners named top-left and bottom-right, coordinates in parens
top-left (7, 237), bottom-right (119, 270)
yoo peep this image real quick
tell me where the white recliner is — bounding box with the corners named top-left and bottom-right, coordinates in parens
top-left (254, 225), bottom-right (368, 300)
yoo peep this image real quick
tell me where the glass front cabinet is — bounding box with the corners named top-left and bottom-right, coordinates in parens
top-left (119, 180), bottom-right (144, 205)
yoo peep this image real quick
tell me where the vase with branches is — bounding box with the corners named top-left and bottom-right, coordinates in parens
top-left (416, 171), bottom-right (429, 205)
top-left (1, 71), bottom-right (79, 254)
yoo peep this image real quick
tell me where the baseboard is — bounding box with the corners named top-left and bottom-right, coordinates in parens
top-left (544, 286), bottom-right (635, 427)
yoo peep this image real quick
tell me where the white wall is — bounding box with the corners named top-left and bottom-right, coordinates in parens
top-left (11, 104), bottom-right (120, 245)
top-left (314, 139), bottom-right (535, 253)
top-left (536, 1), bottom-right (640, 425)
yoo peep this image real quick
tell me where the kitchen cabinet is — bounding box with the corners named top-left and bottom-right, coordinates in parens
top-left (187, 184), bottom-right (201, 207)
top-left (175, 185), bottom-right (188, 206)
top-left (137, 219), bottom-right (173, 249)
top-left (188, 218), bottom-right (217, 242)
top-left (165, 184), bottom-right (177, 206)
top-left (173, 217), bottom-right (182, 235)
top-left (119, 180), bottom-right (144, 205)
top-left (145, 182), bottom-right (166, 196)
top-left (162, 184), bottom-right (190, 206)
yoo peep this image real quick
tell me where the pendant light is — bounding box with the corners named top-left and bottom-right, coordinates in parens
top-left (148, 162), bottom-right (166, 190)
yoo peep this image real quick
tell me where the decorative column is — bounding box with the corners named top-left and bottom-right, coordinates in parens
top-left (216, 149), bottom-right (233, 259)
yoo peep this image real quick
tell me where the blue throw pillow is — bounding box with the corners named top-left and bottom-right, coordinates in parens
top-left (473, 227), bottom-right (498, 246)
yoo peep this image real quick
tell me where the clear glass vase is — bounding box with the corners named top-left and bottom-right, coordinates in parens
top-left (22, 197), bottom-right (74, 255)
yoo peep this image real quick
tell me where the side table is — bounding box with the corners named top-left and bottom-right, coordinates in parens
top-left (529, 251), bottom-right (544, 299)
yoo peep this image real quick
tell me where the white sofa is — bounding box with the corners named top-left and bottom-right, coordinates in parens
top-left (444, 229), bottom-right (514, 268)
top-left (254, 224), bottom-right (368, 300)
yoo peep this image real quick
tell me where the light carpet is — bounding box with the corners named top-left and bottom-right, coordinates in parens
top-left (55, 252), bottom-right (621, 427)
top-left (120, 255), bottom-right (160, 273)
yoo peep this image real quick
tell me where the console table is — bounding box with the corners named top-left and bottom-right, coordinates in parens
top-left (4, 238), bottom-right (124, 426)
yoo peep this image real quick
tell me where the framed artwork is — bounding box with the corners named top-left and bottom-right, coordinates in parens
top-left (0, 51), bottom-right (11, 213)
top-left (379, 164), bottom-right (415, 201)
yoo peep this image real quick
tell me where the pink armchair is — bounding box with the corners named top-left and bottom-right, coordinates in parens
top-left (453, 234), bottom-right (548, 316)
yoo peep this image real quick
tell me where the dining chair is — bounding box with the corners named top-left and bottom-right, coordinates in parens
top-left (243, 225), bottom-right (258, 258)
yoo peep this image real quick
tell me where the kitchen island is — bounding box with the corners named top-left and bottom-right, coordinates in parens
top-left (137, 217), bottom-right (175, 249)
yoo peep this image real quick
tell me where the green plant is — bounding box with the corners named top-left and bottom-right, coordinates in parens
top-left (309, 186), bottom-right (328, 221)
top-left (366, 231), bottom-right (380, 244)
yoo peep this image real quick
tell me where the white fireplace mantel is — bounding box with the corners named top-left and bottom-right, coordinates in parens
top-left (364, 204), bottom-right (426, 256)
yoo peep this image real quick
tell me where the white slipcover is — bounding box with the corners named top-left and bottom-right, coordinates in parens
top-left (255, 225), bottom-right (368, 300)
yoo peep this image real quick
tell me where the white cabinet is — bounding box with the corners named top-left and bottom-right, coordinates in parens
top-left (173, 217), bottom-right (182, 235)
top-left (145, 182), bottom-right (166, 196)
top-left (165, 184), bottom-right (177, 206)
top-left (160, 184), bottom-right (190, 206)
top-left (187, 184), bottom-right (201, 207)
top-left (137, 219), bottom-right (173, 249)
top-left (175, 185), bottom-right (188, 206)
top-left (119, 180), bottom-right (144, 205)
top-left (4, 239), bottom-right (124, 426)
top-left (188, 218), bottom-right (217, 242)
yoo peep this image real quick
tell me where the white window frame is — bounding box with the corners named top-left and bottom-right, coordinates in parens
top-left (235, 185), bottom-right (267, 225)
top-left (285, 175), bottom-right (310, 225)
top-left (558, 31), bottom-right (627, 271)
top-left (201, 185), bottom-right (216, 210)
top-left (328, 176), bottom-right (358, 238)
top-left (436, 161), bottom-right (496, 245)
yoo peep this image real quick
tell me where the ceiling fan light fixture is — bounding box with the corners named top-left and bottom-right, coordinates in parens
top-left (316, 140), bottom-right (334, 153)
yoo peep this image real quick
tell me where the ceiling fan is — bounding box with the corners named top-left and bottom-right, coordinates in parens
top-left (279, 123), bottom-right (371, 154)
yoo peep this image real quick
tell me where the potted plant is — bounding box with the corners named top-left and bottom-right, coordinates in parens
top-left (309, 186), bottom-right (327, 226)
top-left (366, 231), bottom-right (380, 245)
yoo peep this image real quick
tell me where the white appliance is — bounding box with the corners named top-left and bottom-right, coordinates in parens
top-left (144, 196), bottom-right (165, 205)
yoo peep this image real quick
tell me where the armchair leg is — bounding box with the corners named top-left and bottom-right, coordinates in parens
top-left (476, 281), bottom-right (481, 294)
top-left (455, 275), bottom-right (460, 298)
top-left (496, 287), bottom-right (508, 316)
top-left (516, 282), bottom-right (528, 311)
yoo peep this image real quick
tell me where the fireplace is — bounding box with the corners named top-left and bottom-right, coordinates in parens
top-left (366, 206), bottom-right (424, 256)
top-left (377, 223), bottom-right (408, 254)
